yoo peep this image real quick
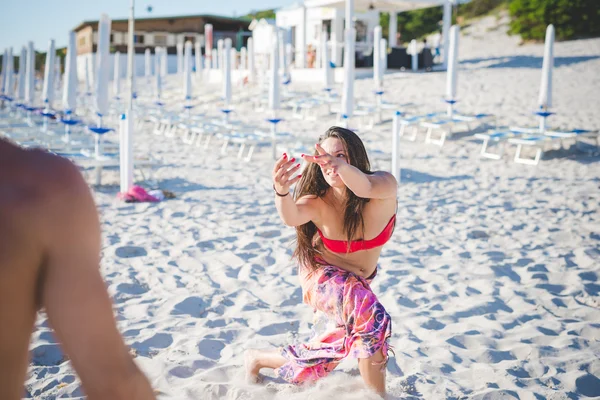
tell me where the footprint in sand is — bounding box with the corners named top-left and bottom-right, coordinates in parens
top-left (421, 319), bottom-right (446, 331)
top-left (256, 322), bottom-right (295, 336)
top-left (171, 296), bottom-right (208, 318)
top-left (132, 333), bottom-right (173, 358)
top-left (115, 246), bottom-right (148, 258)
top-left (197, 339), bottom-right (225, 360)
top-left (576, 374), bottom-right (600, 397)
top-left (169, 366), bottom-right (195, 379)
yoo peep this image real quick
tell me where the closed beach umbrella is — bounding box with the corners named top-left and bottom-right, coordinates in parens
top-left (62, 31), bottom-right (78, 112)
top-left (84, 56), bottom-right (92, 95)
top-left (269, 33), bottom-right (280, 112)
top-left (279, 30), bottom-right (288, 82)
top-left (55, 56), bottom-right (62, 92)
top-left (4, 48), bottom-right (14, 99)
top-left (184, 41), bottom-right (193, 100)
top-left (240, 47), bottom-right (247, 70)
top-left (114, 51), bottom-right (121, 98)
top-left (95, 14), bottom-right (111, 119)
top-left (537, 24), bottom-right (554, 131)
top-left (155, 50), bottom-right (162, 100)
top-left (42, 40), bottom-right (55, 108)
top-left (248, 38), bottom-right (255, 82)
top-left (177, 42), bottom-right (184, 75)
top-left (445, 25), bottom-right (459, 116)
top-left (205, 24), bottom-right (213, 66)
top-left (286, 43), bottom-right (293, 72)
top-left (0, 49), bottom-right (6, 95)
top-left (17, 46), bottom-right (26, 101)
top-left (373, 26), bottom-right (382, 89)
top-left (154, 47), bottom-right (160, 80)
top-left (25, 41), bottom-right (35, 105)
top-left (341, 27), bottom-right (355, 120)
top-left (380, 38), bottom-right (387, 74)
top-left (195, 41), bottom-right (203, 82)
top-left (145, 48), bottom-right (152, 80)
top-left (223, 38), bottom-right (232, 105)
top-left (539, 24), bottom-right (554, 110)
top-left (161, 46), bottom-right (167, 77)
top-left (340, 0), bottom-right (355, 121)
top-left (322, 30), bottom-right (333, 90)
top-left (217, 39), bottom-right (224, 71)
top-left (268, 32), bottom-right (281, 160)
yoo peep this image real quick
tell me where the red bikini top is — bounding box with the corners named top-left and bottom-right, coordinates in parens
top-left (317, 215), bottom-right (396, 253)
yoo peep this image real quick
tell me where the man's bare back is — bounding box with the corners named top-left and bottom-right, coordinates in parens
top-left (0, 138), bottom-right (155, 399)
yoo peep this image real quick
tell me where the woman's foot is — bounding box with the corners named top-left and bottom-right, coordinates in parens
top-left (244, 349), bottom-right (261, 384)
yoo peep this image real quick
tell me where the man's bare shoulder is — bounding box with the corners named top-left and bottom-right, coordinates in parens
top-left (0, 143), bottom-right (90, 227)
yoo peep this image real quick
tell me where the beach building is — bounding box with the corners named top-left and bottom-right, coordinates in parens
top-left (272, 0), bottom-right (451, 75)
top-left (73, 14), bottom-right (251, 78)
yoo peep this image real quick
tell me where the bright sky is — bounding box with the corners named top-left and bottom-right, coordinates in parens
top-left (0, 0), bottom-right (290, 52)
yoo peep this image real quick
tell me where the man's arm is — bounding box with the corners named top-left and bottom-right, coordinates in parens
top-left (41, 158), bottom-right (155, 400)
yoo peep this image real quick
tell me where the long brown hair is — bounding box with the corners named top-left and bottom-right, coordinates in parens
top-left (293, 126), bottom-right (372, 269)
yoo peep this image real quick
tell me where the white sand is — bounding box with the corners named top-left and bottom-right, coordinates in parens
top-left (25, 14), bottom-right (600, 399)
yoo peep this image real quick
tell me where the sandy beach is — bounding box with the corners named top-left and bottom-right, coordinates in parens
top-left (23, 14), bottom-right (600, 399)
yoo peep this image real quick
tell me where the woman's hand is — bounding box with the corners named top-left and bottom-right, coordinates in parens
top-left (272, 153), bottom-right (302, 195)
top-left (301, 143), bottom-right (346, 175)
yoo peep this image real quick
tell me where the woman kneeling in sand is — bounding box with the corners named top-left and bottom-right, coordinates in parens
top-left (246, 127), bottom-right (397, 397)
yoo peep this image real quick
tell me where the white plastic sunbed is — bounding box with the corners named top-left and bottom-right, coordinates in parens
top-left (507, 128), bottom-right (599, 165)
top-left (420, 112), bottom-right (496, 146)
top-left (474, 126), bottom-right (540, 160)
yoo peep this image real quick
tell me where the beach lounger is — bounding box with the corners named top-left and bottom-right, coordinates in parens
top-left (507, 128), bottom-right (599, 166)
top-left (507, 135), bottom-right (549, 165)
top-left (420, 113), bottom-right (496, 147)
top-left (474, 127), bottom-right (540, 160)
top-left (394, 113), bottom-right (440, 142)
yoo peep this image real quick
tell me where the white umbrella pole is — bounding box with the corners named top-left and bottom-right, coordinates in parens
top-left (392, 111), bottom-right (401, 183)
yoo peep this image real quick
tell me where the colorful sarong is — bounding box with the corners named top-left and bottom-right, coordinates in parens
top-left (275, 259), bottom-right (392, 384)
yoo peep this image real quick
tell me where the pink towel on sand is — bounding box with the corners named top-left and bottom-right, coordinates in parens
top-left (117, 185), bottom-right (160, 203)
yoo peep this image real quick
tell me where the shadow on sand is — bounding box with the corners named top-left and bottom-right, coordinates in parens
top-left (460, 55), bottom-right (600, 69)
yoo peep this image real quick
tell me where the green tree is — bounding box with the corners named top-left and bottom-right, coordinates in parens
top-left (508, 0), bottom-right (600, 41)
top-left (244, 9), bottom-right (276, 20)
top-left (380, 6), bottom-right (444, 43)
